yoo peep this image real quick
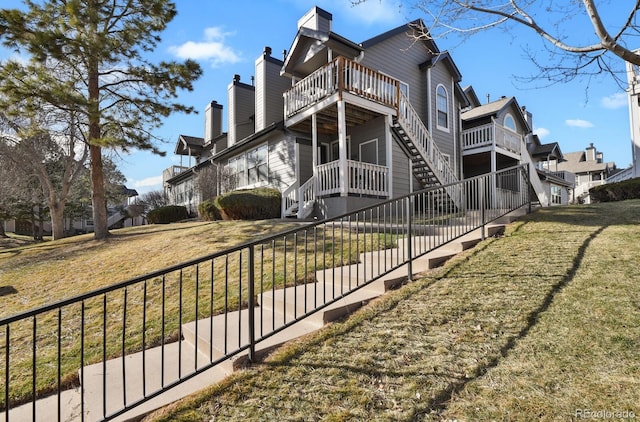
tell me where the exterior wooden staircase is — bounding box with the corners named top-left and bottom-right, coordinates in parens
top-left (392, 92), bottom-right (460, 210)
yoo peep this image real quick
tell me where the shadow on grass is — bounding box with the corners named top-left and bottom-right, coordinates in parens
top-left (410, 224), bottom-right (608, 419)
top-left (0, 285), bottom-right (17, 297)
top-left (233, 221), bottom-right (607, 420)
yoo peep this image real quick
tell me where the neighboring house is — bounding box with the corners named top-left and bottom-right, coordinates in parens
top-left (556, 143), bottom-right (616, 203)
top-left (461, 95), bottom-right (573, 206)
top-left (163, 6), bottom-right (571, 218)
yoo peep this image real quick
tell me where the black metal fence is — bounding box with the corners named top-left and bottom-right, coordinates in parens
top-left (0, 165), bottom-right (530, 421)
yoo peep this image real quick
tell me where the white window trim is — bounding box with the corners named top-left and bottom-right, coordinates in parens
top-left (504, 113), bottom-right (517, 133)
top-left (359, 138), bottom-right (379, 165)
top-left (436, 84), bottom-right (450, 133)
top-left (227, 143), bottom-right (270, 189)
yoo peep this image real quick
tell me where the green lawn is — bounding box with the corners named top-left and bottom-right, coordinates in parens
top-left (144, 201), bottom-right (640, 421)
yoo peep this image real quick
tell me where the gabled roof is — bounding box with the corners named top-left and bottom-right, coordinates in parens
top-left (420, 51), bottom-right (469, 108)
top-left (360, 19), bottom-right (439, 54)
top-left (166, 122), bottom-right (291, 186)
top-left (174, 135), bottom-right (205, 156)
top-left (461, 96), bottom-right (531, 132)
top-left (462, 86), bottom-right (481, 108)
top-left (420, 51), bottom-right (462, 82)
top-left (531, 142), bottom-right (563, 160)
top-left (461, 96), bottom-right (511, 120)
top-left (281, 26), bottom-right (363, 79)
top-left (557, 150), bottom-right (615, 174)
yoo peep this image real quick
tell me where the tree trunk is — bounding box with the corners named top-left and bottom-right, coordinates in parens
top-left (90, 144), bottom-right (109, 239)
top-left (0, 219), bottom-right (6, 238)
top-left (50, 201), bottom-right (66, 240)
top-left (87, 30), bottom-right (109, 240)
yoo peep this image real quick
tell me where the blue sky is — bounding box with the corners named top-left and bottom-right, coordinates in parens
top-left (1, 1), bottom-right (634, 193)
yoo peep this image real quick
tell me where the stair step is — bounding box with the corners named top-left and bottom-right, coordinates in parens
top-left (259, 281), bottom-right (384, 326)
top-left (181, 308), bottom-right (322, 371)
top-left (427, 251), bottom-right (458, 269)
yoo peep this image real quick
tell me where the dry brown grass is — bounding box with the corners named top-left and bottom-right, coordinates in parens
top-left (0, 219), bottom-right (396, 407)
top-left (0, 220), bottom-right (292, 316)
top-left (146, 201), bottom-right (640, 421)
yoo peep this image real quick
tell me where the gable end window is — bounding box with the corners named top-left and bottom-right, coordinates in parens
top-left (504, 113), bottom-right (517, 132)
top-left (436, 85), bottom-right (449, 131)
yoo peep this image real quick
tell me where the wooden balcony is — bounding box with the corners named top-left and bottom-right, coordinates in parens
top-left (462, 122), bottom-right (522, 157)
top-left (284, 56), bottom-right (400, 133)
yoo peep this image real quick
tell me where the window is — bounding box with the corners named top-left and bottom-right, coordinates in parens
top-left (504, 114), bottom-right (516, 132)
top-left (228, 156), bottom-right (247, 187)
top-left (551, 186), bottom-right (562, 205)
top-left (228, 144), bottom-right (269, 188)
top-left (400, 81), bottom-right (409, 98)
top-left (436, 85), bottom-right (449, 130)
top-left (248, 145), bottom-right (268, 184)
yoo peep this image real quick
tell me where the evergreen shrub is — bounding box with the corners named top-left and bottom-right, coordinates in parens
top-left (147, 205), bottom-right (189, 224)
top-left (590, 177), bottom-right (640, 202)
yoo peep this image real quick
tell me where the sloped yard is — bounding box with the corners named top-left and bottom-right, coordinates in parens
top-left (145, 201), bottom-right (640, 421)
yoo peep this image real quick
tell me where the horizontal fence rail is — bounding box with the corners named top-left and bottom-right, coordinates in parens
top-left (0, 166), bottom-right (530, 421)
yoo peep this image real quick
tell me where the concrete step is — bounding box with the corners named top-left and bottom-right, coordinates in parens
top-left (258, 280), bottom-right (384, 326)
top-left (81, 340), bottom-right (226, 422)
top-left (181, 308), bottom-right (322, 370)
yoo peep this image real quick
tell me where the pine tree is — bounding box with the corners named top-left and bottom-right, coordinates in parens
top-left (0, 0), bottom-right (202, 239)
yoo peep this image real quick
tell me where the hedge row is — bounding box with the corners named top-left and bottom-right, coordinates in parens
top-left (147, 205), bottom-right (189, 224)
top-left (590, 177), bottom-right (640, 202)
top-left (198, 187), bottom-right (281, 221)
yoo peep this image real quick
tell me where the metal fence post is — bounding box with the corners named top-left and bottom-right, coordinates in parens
top-left (247, 245), bottom-right (256, 363)
top-left (525, 164), bottom-right (532, 213)
top-left (480, 179), bottom-right (486, 241)
top-left (406, 196), bottom-right (413, 281)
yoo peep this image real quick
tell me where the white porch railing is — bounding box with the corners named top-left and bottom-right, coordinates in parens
top-left (347, 161), bottom-right (389, 196)
top-left (300, 176), bottom-right (316, 202)
top-left (462, 120), bottom-right (522, 155)
top-left (317, 161), bottom-right (341, 196)
top-left (396, 92), bottom-right (458, 187)
top-left (284, 56), bottom-right (398, 119)
top-left (281, 181), bottom-right (299, 218)
top-left (316, 160), bottom-right (389, 197)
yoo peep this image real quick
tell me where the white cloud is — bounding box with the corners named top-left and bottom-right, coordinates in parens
top-left (287, 0), bottom-right (404, 26)
top-left (341, 0), bottom-right (404, 25)
top-left (534, 127), bottom-right (550, 138)
top-left (565, 119), bottom-right (594, 128)
top-left (601, 92), bottom-right (627, 109)
top-left (168, 27), bottom-right (242, 67)
top-left (130, 176), bottom-right (163, 192)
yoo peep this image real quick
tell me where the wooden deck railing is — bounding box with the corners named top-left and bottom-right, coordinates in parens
top-left (462, 121), bottom-right (522, 155)
top-left (284, 56), bottom-right (398, 118)
top-left (315, 160), bottom-right (389, 198)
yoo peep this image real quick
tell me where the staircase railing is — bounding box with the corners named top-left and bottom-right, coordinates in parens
top-left (0, 165), bottom-right (530, 421)
top-left (281, 181), bottom-right (300, 218)
top-left (396, 91), bottom-right (458, 187)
